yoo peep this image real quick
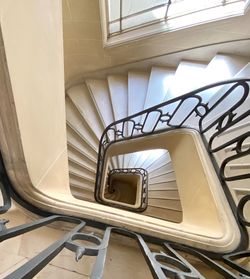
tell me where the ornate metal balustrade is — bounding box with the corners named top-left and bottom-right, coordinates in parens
top-left (105, 168), bottom-right (148, 212)
top-left (0, 205), bottom-right (249, 278)
top-left (95, 78), bottom-right (250, 247)
top-left (0, 79), bottom-right (250, 278)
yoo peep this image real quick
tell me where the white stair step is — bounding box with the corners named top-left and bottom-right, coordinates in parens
top-left (201, 55), bottom-right (250, 110)
top-left (149, 163), bottom-right (174, 179)
top-left (67, 125), bottom-right (97, 160)
top-left (65, 96), bottom-right (99, 150)
top-left (139, 149), bottom-right (167, 170)
top-left (69, 161), bottom-right (95, 178)
top-left (128, 71), bottom-right (149, 116)
top-left (70, 180), bottom-right (95, 193)
top-left (108, 75), bottom-right (128, 121)
top-left (86, 79), bottom-right (115, 128)
top-left (66, 121), bottom-right (97, 154)
top-left (167, 61), bottom-right (207, 99)
top-left (67, 146), bottom-right (96, 171)
top-left (148, 198), bottom-right (182, 211)
top-left (68, 157), bottom-right (96, 174)
top-left (149, 172), bottom-right (176, 184)
top-left (69, 176), bottom-right (95, 191)
top-left (148, 190), bottom-right (180, 200)
top-left (66, 84), bottom-right (103, 140)
top-left (142, 206), bottom-right (182, 223)
top-left (149, 180), bottom-right (178, 191)
top-left (127, 152), bottom-right (142, 169)
top-left (145, 66), bottom-right (175, 109)
top-left (147, 152), bottom-right (172, 172)
top-left (71, 187), bottom-right (95, 202)
top-left (201, 54), bottom-right (249, 87)
top-left (67, 142), bottom-right (96, 166)
top-left (69, 167), bottom-right (95, 183)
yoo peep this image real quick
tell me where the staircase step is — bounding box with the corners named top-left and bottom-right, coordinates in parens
top-left (108, 75), bottom-right (128, 121)
top-left (167, 61), bottom-right (207, 99)
top-left (67, 142), bottom-right (96, 165)
top-left (201, 54), bottom-right (249, 87)
top-left (128, 71), bottom-right (149, 116)
top-left (71, 187), bottom-right (95, 202)
top-left (69, 161), bottom-right (95, 178)
top-left (148, 190), bottom-right (180, 200)
top-left (66, 97), bottom-right (99, 149)
top-left (67, 126), bottom-right (97, 161)
top-left (69, 174), bottom-right (95, 189)
top-left (66, 121), bottom-right (97, 154)
top-left (147, 152), bottom-right (172, 172)
top-left (148, 180), bottom-right (178, 191)
top-left (149, 162), bottom-right (174, 178)
top-left (67, 84), bottom-right (103, 140)
top-left (149, 172), bottom-right (176, 184)
top-left (143, 206), bottom-right (182, 223)
top-left (69, 169), bottom-right (95, 184)
top-left (148, 198), bottom-right (182, 211)
top-left (68, 146), bottom-right (96, 171)
top-left (145, 66), bottom-right (175, 109)
top-left (86, 79), bottom-right (115, 128)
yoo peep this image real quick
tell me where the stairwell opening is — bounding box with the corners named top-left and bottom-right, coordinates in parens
top-left (101, 148), bottom-right (182, 221)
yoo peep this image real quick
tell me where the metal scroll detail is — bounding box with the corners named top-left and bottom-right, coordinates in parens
top-left (1, 217), bottom-right (249, 278)
top-left (95, 79), bottom-right (250, 238)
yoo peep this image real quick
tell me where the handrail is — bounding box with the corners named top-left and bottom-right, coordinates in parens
top-left (95, 78), bottom-right (250, 244)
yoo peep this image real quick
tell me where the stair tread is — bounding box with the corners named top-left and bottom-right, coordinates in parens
top-left (68, 151), bottom-right (96, 172)
top-left (66, 120), bottom-right (97, 154)
top-left (167, 61), bottom-right (207, 99)
top-left (67, 127), bottom-right (97, 161)
top-left (148, 198), bottom-right (182, 211)
top-left (70, 176), bottom-right (95, 190)
top-left (145, 66), bottom-right (175, 109)
top-left (148, 190), bottom-right (180, 200)
top-left (69, 161), bottom-right (95, 177)
top-left (128, 71), bottom-right (149, 115)
top-left (202, 54), bottom-right (249, 86)
top-left (149, 180), bottom-right (178, 191)
top-left (108, 75), bottom-right (128, 121)
top-left (143, 206), bottom-right (182, 223)
top-left (86, 79), bottom-right (115, 128)
top-left (67, 84), bottom-right (103, 139)
top-left (67, 143), bottom-right (96, 165)
top-left (66, 97), bottom-right (99, 149)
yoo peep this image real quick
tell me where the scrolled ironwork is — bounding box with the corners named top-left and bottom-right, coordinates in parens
top-left (95, 78), bottom-right (250, 248)
top-left (2, 217), bottom-right (249, 278)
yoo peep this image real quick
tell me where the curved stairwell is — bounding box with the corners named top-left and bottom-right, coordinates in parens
top-left (66, 53), bottom-right (250, 224)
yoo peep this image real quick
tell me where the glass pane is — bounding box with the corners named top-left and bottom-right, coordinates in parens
top-left (122, 6), bottom-right (166, 30)
top-left (108, 0), bottom-right (120, 21)
top-left (122, 0), bottom-right (168, 17)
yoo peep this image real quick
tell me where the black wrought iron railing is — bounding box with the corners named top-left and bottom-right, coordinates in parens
top-left (95, 78), bottom-right (250, 242)
top-left (106, 167), bottom-right (148, 212)
top-left (1, 211), bottom-right (250, 278)
top-left (0, 79), bottom-right (250, 277)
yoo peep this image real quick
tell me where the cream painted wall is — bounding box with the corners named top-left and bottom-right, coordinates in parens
top-left (0, 0), bottom-right (70, 195)
top-left (63, 0), bottom-right (250, 84)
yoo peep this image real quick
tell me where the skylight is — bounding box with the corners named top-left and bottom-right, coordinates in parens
top-left (100, 0), bottom-right (249, 46)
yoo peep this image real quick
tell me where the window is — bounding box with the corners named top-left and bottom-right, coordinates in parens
top-left (100, 0), bottom-right (250, 46)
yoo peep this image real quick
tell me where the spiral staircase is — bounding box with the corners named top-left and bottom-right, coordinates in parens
top-left (65, 53), bottom-right (250, 225)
